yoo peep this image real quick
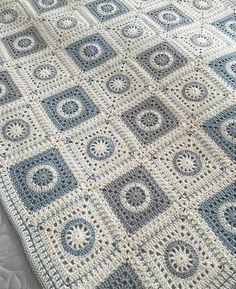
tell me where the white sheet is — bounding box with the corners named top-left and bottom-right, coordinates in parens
top-left (0, 205), bottom-right (41, 289)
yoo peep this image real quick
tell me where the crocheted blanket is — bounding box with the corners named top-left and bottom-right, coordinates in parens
top-left (0, 0), bottom-right (235, 288)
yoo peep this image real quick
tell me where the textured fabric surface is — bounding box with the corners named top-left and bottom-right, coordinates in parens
top-left (0, 0), bottom-right (235, 289)
top-left (0, 205), bottom-right (41, 289)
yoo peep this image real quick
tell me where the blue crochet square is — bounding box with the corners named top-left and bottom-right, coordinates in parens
top-left (2, 26), bottom-right (47, 59)
top-left (209, 52), bottom-right (236, 90)
top-left (102, 166), bottom-right (170, 234)
top-left (203, 105), bottom-right (236, 162)
top-left (0, 71), bottom-right (21, 106)
top-left (136, 42), bottom-right (187, 80)
top-left (122, 96), bottom-right (178, 145)
top-left (147, 4), bottom-right (192, 30)
top-left (10, 148), bottom-right (78, 212)
top-left (97, 263), bottom-right (145, 288)
top-left (199, 183), bottom-right (236, 255)
top-left (66, 33), bottom-right (116, 72)
top-left (42, 86), bottom-right (99, 132)
top-left (213, 14), bottom-right (236, 42)
top-left (86, 0), bottom-right (129, 22)
top-left (31, 0), bottom-right (66, 14)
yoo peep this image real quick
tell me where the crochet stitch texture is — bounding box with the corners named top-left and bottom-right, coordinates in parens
top-left (0, 0), bottom-right (235, 288)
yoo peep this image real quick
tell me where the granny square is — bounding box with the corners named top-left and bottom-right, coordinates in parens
top-left (147, 4), bottom-right (193, 30)
top-left (122, 96), bottom-right (178, 145)
top-left (10, 148), bottom-right (78, 212)
top-left (136, 42), bottom-right (187, 80)
top-left (137, 216), bottom-right (227, 288)
top-left (66, 33), bottom-right (116, 71)
top-left (86, 0), bottom-right (129, 22)
top-left (30, 0), bottom-right (66, 14)
top-left (2, 26), bottom-right (47, 59)
top-left (102, 165), bottom-right (171, 234)
top-left (42, 86), bottom-right (99, 131)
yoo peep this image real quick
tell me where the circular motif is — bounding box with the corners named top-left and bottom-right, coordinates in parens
top-left (193, 0), bottom-right (213, 10)
top-left (56, 98), bottom-right (83, 119)
top-left (2, 119), bottom-right (30, 142)
top-left (149, 51), bottom-right (174, 70)
top-left (106, 74), bottom-right (131, 94)
top-left (87, 136), bottom-right (115, 161)
top-left (26, 164), bottom-right (58, 193)
top-left (13, 36), bottom-right (35, 52)
top-left (158, 10), bottom-right (180, 25)
top-left (136, 109), bottom-right (163, 132)
top-left (190, 34), bottom-right (213, 47)
top-left (173, 150), bottom-right (202, 176)
top-left (96, 2), bottom-right (117, 16)
top-left (164, 240), bottom-right (199, 278)
top-left (220, 118), bottom-right (236, 144)
top-left (56, 17), bottom-right (77, 30)
top-left (0, 9), bottom-right (18, 24)
top-left (120, 182), bottom-right (151, 213)
top-left (0, 83), bottom-right (7, 98)
top-left (121, 24), bottom-right (144, 39)
top-left (37, 0), bottom-right (58, 8)
top-left (225, 60), bottom-right (236, 78)
top-left (182, 81), bottom-right (208, 102)
top-left (79, 43), bottom-right (102, 61)
top-left (218, 202), bottom-right (236, 234)
top-left (61, 218), bottom-right (95, 256)
top-left (33, 64), bottom-right (57, 81)
top-left (225, 20), bottom-right (236, 34)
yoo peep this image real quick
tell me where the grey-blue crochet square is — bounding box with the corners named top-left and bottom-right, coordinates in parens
top-left (30, 0), bottom-right (66, 14)
top-left (96, 263), bottom-right (145, 288)
top-left (122, 96), bottom-right (178, 145)
top-left (66, 33), bottom-right (116, 72)
top-left (209, 52), bottom-right (236, 90)
top-left (10, 148), bottom-right (78, 212)
top-left (0, 71), bottom-right (22, 106)
top-left (86, 0), bottom-right (129, 22)
top-left (203, 105), bottom-right (236, 162)
top-left (147, 4), bottom-right (192, 30)
top-left (213, 14), bottom-right (236, 42)
top-left (199, 183), bottom-right (236, 255)
top-left (42, 86), bottom-right (99, 132)
top-left (102, 166), bottom-right (170, 234)
top-left (2, 26), bottom-right (47, 59)
top-left (136, 42), bottom-right (187, 80)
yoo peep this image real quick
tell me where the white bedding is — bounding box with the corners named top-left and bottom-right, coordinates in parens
top-left (0, 205), bottom-right (41, 289)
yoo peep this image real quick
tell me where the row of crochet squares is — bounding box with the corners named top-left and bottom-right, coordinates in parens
top-left (7, 158), bottom-right (236, 286)
top-left (1, 25), bottom-right (236, 81)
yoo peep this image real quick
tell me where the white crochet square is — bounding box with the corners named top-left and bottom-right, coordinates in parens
top-left (0, 1), bottom-right (30, 36)
top-left (162, 65), bottom-right (230, 120)
top-left (180, 0), bottom-right (225, 20)
top-left (175, 24), bottom-right (229, 60)
top-left (150, 132), bottom-right (225, 197)
top-left (35, 195), bottom-right (122, 287)
top-left (136, 216), bottom-right (225, 289)
top-left (0, 103), bottom-right (46, 157)
top-left (66, 118), bottom-right (135, 180)
top-left (16, 51), bottom-right (73, 96)
top-left (90, 58), bottom-right (152, 111)
top-left (106, 14), bottom-right (157, 55)
top-left (43, 8), bottom-right (90, 43)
